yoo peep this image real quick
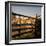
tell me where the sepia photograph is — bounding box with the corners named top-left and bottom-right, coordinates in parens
top-left (11, 4), bottom-right (41, 40)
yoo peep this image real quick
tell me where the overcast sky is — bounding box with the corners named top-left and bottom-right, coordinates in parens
top-left (11, 5), bottom-right (41, 17)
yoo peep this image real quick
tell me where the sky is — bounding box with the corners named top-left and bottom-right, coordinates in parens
top-left (11, 5), bottom-right (41, 17)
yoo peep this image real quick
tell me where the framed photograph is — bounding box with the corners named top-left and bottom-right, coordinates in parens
top-left (5, 1), bottom-right (45, 45)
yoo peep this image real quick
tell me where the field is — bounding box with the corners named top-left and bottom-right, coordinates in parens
top-left (11, 13), bottom-right (41, 40)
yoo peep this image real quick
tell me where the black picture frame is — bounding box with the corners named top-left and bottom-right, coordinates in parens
top-left (5, 1), bottom-right (45, 45)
